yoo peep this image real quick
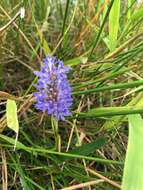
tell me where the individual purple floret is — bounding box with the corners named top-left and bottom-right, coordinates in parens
top-left (33, 55), bottom-right (73, 121)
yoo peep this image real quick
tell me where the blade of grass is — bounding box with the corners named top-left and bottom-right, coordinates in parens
top-left (52, 0), bottom-right (78, 55)
top-left (102, 92), bottom-right (143, 130)
top-left (32, 11), bottom-right (51, 55)
top-left (127, 0), bottom-right (134, 20)
top-left (122, 114), bottom-right (143, 190)
top-left (89, 0), bottom-right (115, 57)
top-left (109, 0), bottom-right (120, 51)
top-left (0, 134), bottom-right (122, 165)
top-left (73, 67), bottom-right (132, 89)
top-left (9, 154), bottom-right (32, 190)
top-left (130, 4), bottom-right (143, 22)
top-left (77, 106), bottom-right (143, 118)
top-left (72, 80), bottom-right (143, 96)
top-left (61, 0), bottom-right (70, 36)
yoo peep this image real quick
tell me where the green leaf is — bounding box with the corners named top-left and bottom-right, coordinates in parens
top-left (109, 0), bottom-right (120, 51)
top-left (6, 99), bottom-right (19, 133)
top-left (122, 114), bottom-right (143, 190)
top-left (60, 138), bottom-right (107, 162)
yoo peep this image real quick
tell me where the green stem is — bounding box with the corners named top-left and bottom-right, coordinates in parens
top-left (51, 116), bottom-right (61, 151)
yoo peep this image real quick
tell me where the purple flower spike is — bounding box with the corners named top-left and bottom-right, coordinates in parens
top-left (33, 55), bottom-right (73, 121)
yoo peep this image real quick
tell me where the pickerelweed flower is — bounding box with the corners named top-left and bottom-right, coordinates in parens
top-left (33, 55), bottom-right (73, 121)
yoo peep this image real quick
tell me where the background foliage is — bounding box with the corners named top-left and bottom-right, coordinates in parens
top-left (0, 0), bottom-right (143, 189)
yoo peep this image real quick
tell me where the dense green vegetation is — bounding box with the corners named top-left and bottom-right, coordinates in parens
top-left (1, 0), bottom-right (143, 189)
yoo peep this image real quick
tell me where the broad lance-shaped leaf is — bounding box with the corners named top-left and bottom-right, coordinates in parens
top-left (122, 114), bottom-right (143, 190)
top-left (6, 99), bottom-right (19, 133)
top-left (59, 138), bottom-right (107, 162)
